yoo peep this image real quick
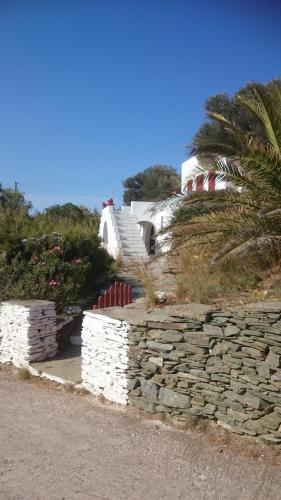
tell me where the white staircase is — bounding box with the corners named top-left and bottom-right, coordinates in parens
top-left (114, 211), bottom-right (148, 260)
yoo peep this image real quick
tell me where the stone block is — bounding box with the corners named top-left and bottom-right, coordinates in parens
top-left (148, 356), bottom-right (163, 367)
top-left (224, 325), bottom-right (240, 337)
top-left (146, 340), bottom-right (174, 352)
top-left (202, 403), bottom-right (216, 415)
top-left (241, 347), bottom-right (264, 359)
top-left (191, 394), bottom-right (205, 406)
top-left (183, 332), bottom-right (210, 347)
top-left (147, 322), bottom-right (188, 330)
top-left (203, 324), bottom-right (224, 337)
top-left (140, 361), bottom-right (159, 373)
top-left (177, 380), bottom-right (191, 389)
top-left (140, 378), bottom-right (158, 401)
top-left (176, 343), bottom-right (208, 354)
top-left (161, 330), bottom-right (184, 343)
top-left (159, 387), bottom-right (191, 409)
top-left (265, 351), bottom-right (281, 369)
top-left (127, 378), bottom-right (139, 391)
top-left (129, 396), bottom-right (157, 413)
top-left (215, 413), bottom-right (244, 434)
top-left (227, 408), bottom-right (249, 422)
top-left (164, 375), bottom-right (178, 388)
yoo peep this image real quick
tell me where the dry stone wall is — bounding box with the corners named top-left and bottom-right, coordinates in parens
top-left (0, 300), bottom-right (57, 366)
top-left (82, 303), bottom-right (281, 443)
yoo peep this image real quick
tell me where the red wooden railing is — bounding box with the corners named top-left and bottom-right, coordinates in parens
top-left (93, 281), bottom-right (133, 309)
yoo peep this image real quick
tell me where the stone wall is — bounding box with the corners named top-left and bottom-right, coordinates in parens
top-left (81, 311), bottom-right (129, 405)
top-left (81, 303), bottom-right (281, 443)
top-left (0, 300), bottom-right (57, 366)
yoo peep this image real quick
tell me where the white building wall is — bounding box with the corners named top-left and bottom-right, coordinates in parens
top-left (181, 155), bottom-right (227, 192)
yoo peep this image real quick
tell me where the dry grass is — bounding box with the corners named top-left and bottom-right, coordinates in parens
top-left (110, 252), bottom-right (123, 273)
top-left (127, 258), bottom-right (157, 308)
top-left (175, 246), bottom-right (262, 305)
top-left (17, 367), bottom-right (32, 380)
top-left (63, 382), bottom-right (75, 392)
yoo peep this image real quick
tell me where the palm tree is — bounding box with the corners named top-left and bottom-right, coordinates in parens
top-left (168, 81), bottom-right (281, 263)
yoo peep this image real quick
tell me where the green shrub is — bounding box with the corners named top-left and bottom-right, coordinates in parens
top-left (0, 230), bottom-right (112, 311)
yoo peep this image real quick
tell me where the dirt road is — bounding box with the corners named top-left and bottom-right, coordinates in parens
top-left (1, 370), bottom-right (281, 500)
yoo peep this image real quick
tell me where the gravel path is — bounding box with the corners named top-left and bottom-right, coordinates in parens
top-left (0, 370), bottom-right (281, 500)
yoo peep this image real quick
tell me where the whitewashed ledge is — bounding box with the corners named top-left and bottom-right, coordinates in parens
top-left (0, 300), bottom-right (57, 367)
top-left (81, 310), bottom-right (131, 405)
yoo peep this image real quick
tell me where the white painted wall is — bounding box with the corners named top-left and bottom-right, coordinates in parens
top-left (98, 205), bottom-right (122, 259)
top-left (181, 155), bottom-right (227, 191)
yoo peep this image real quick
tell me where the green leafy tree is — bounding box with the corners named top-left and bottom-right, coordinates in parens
top-left (169, 80), bottom-right (281, 264)
top-left (123, 165), bottom-right (180, 204)
top-left (190, 80), bottom-right (281, 156)
top-left (0, 184), bottom-right (32, 211)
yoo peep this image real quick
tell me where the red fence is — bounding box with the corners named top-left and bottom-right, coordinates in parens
top-left (93, 281), bottom-right (133, 309)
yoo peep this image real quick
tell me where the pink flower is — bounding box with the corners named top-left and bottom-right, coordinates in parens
top-left (51, 246), bottom-right (61, 253)
top-left (74, 258), bottom-right (81, 264)
top-left (48, 279), bottom-right (60, 287)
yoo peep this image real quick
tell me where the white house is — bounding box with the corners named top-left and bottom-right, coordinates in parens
top-left (181, 156), bottom-right (227, 192)
top-left (99, 156), bottom-right (223, 261)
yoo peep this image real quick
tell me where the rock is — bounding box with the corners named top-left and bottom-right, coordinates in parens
top-left (203, 403), bottom-right (216, 415)
top-left (260, 434), bottom-right (281, 444)
top-left (130, 388), bottom-right (142, 396)
top-left (211, 374), bottom-right (230, 384)
top-left (140, 379), bottom-right (158, 401)
top-left (140, 361), bottom-right (159, 373)
top-left (203, 324), bottom-right (224, 337)
top-left (210, 316), bottom-right (229, 325)
top-left (177, 380), bottom-right (190, 389)
top-left (154, 291), bottom-right (167, 304)
top-left (146, 329), bottom-right (163, 340)
top-left (127, 378), bottom-right (139, 391)
top-left (254, 412), bottom-right (281, 431)
top-left (216, 413), bottom-right (244, 434)
top-left (210, 341), bottom-right (239, 355)
top-left (224, 390), bottom-right (268, 410)
top-left (161, 330), bottom-right (184, 343)
top-left (224, 325), bottom-right (240, 337)
top-left (129, 396), bottom-right (157, 413)
top-left (159, 387), bottom-right (191, 409)
top-left (146, 340), bottom-right (174, 352)
top-left (146, 321), bottom-right (188, 330)
top-left (190, 369), bottom-right (210, 380)
top-left (241, 347), bottom-right (264, 359)
top-left (227, 408), bottom-right (248, 422)
top-left (265, 351), bottom-right (281, 370)
top-left (163, 303), bottom-right (215, 322)
top-left (148, 356), bottom-right (163, 367)
top-left (183, 332), bottom-right (210, 347)
top-left (176, 343), bottom-right (208, 354)
top-left (164, 375), bottom-right (178, 388)
top-left (206, 365), bottom-right (231, 375)
top-left (191, 395), bottom-right (205, 406)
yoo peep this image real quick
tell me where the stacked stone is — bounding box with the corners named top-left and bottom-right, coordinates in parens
top-left (126, 303), bottom-right (281, 443)
top-left (81, 310), bottom-right (129, 405)
top-left (0, 300), bottom-right (57, 367)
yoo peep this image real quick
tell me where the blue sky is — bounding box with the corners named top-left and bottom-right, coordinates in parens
top-left (0, 0), bottom-right (280, 211)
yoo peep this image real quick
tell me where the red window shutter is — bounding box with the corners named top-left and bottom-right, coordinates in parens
top-left (187, 179), bottom-right (193, 192)
top-left (196, 175), bottom-right (204, 192)
top-left (208, 172), bottom-right (216, 191)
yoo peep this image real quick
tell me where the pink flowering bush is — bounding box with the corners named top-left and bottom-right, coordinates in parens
top-left (0, 230), bottom-right (112, 311)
